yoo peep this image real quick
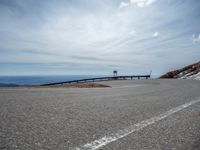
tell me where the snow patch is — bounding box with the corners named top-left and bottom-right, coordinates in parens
top-left (187, 72), bottom-right (200, 80)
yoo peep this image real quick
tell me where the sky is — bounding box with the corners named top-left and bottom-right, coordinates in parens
top-left (0, 0), bottom-right (200, 76)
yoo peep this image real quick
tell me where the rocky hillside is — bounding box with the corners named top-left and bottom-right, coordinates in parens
top-left (160, 61), bottom-right (200, 80)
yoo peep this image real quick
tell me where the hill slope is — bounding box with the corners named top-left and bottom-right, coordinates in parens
top-left (160, 61), bottom-right (200, 80)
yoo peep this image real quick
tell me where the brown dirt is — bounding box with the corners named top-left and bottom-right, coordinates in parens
top-left (38, 82), bottom-right (110, 88)
top-left (0, 82), bottom-right (110, 89)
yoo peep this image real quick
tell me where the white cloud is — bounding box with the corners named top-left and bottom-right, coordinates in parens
top-left (119, 0), bottom-right (157, 9)
top-left (192, 34), bottom-right (200, 43)
top-left (153, 32), bottom-right (159, 37)
top-left (1, 0), bottom-right (200, 75)
top-left (119, 2), bottom-right (129, 9)
top-left (129, 30), bottom-right (137, 36)
top-left (130, 0), bottom-right (157, 8)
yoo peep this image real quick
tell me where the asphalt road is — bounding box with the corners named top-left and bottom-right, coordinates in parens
top-left (0, 79), bottom-right (200, 150)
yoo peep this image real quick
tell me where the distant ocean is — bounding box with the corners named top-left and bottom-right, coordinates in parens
top-left (0, 75), bottom-right (103, 86)
top-left (0, 75), bottom-right (158, 86)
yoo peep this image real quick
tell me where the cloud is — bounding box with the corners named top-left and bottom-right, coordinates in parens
top-left (192, 34), bottom-right (200, 43)
top-left (0, 0), bottom-right (200, 75)
top-left (119, 2), bottom-right (129, 9)
top-left (119, 0), bottom-right (157, 9)
top-left (152, 32), bottom-right (159, 38)
top-left (130, 0), bottom-right (157, 8)
top-left (129, 30), bottom-right (137, 36)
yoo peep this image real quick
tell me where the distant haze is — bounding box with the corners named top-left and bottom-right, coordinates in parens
top-left (0, 0), bottom-right (200, 76)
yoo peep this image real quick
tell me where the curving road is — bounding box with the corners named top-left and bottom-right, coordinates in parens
top-left (0, 79), bottom-right (200, 150)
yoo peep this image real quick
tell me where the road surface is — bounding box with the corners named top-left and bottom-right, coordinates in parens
top-left (0, 79), bottom-right (200, 150)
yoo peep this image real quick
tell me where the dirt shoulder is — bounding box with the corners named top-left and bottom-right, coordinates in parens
top-left (0, 82), bottom-right (110, 89)
top-left (39, 82), bottom-right (110, 88)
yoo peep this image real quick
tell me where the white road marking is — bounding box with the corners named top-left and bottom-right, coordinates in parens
top-left (73, 99), bottom-right (200, 150)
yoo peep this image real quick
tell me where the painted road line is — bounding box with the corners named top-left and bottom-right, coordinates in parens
top-left (73, 99), bottom-right (200, 150)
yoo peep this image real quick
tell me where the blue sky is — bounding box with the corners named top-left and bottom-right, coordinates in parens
top-left (0, 0), bottom-right (200, 76)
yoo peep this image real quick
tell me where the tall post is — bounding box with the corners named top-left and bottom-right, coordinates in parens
top-left (113, 70), bottom-right (118, 77)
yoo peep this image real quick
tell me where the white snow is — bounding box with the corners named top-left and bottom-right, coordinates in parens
top-left (188, 72), bottom-right (200, 80)
top-left (177, 71), bottom-right (200, 80)
top-left (179, 72), bottom-right (192, 79)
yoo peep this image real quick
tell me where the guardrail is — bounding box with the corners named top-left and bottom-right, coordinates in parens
top-left (41, 75), bottom-right (151, 86)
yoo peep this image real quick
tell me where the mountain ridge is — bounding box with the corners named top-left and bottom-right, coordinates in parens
top-left (160, 61), bottom-right (200, 80)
